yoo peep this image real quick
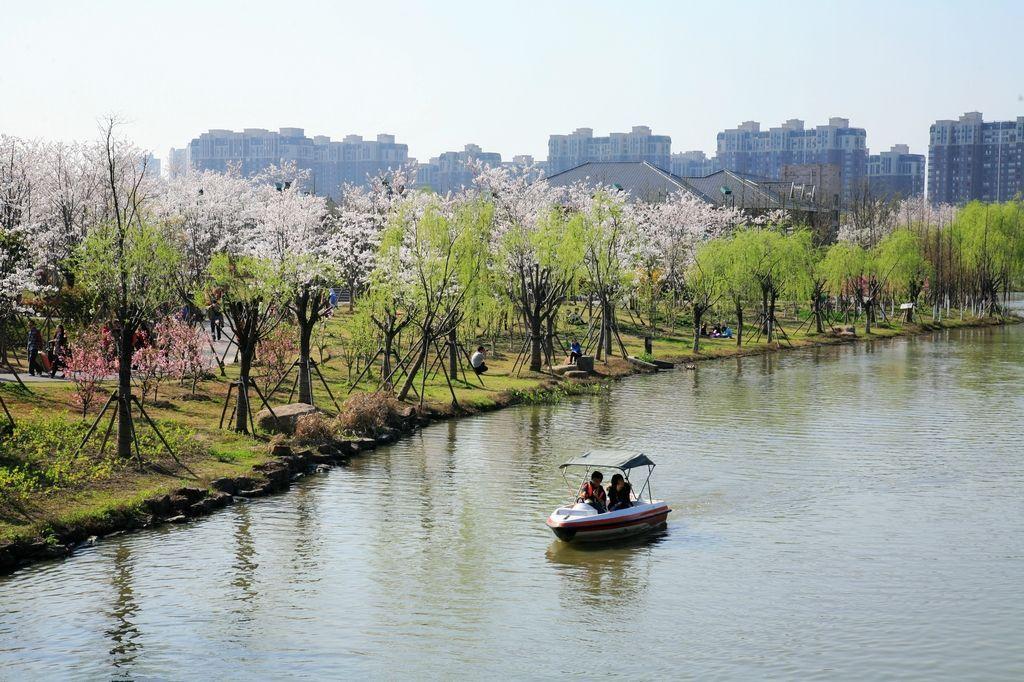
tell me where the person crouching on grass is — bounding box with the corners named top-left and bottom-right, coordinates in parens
top-left (470, 346), bottom-right (488, 375)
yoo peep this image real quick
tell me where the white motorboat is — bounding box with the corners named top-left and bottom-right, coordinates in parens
top-left (546, 450), bottom-right (671, 543)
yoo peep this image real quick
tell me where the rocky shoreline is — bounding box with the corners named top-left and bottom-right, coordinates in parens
top-left (1, 315), bottom-right (1017, 576)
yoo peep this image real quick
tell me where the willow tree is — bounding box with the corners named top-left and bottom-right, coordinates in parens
top-left (698, 233), bottom-right (758, 346)
top-left (688, 246), bottom-right (722, 352)
top-left (876, 228), bottom-right (930, 323)
top-left (393, 196), bottom-right (492, 405)
top-left (820, 241), bottom-right (877, 334)
top-left (737, 227), bottom-right (812, 342)
top-left (953, 201), bottom-right (1024, 316)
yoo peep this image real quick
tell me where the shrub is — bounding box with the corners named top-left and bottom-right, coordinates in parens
top-left (0, 412), bottom-right (203, 493)
top-left (258, 326), bottom-right (297, 395)
top-left (0, 466), bottom-right (36, 513)
top-left (336, 391), bottom-right (400, 437)
top-left (293, 412), bottom-right (337, 446)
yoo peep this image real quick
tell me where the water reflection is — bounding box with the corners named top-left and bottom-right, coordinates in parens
top-left (229, 503), bottom-right (259, 620)
top-left (105, 544), bottom-right (141, 676)
top-left (546, 533), bottom-right (663, 611)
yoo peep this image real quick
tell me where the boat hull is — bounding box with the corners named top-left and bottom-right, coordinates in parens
top-left (546, 502), bottom-right (670, 543)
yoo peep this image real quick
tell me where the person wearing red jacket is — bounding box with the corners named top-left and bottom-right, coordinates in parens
top-left (578, 471), bottom-right (607, 513)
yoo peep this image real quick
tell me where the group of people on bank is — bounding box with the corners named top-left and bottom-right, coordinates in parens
top-left (699, 323), bottom-right (733, 339)
top-left (577, 470), bottom-right (633, 513)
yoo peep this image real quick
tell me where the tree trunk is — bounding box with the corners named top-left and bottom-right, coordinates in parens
top-left (293, 289), bottom-right (323, 406)
top-left (528, 309), bottom-right (543, 372)
top-left (545, 314), bottom-right (555, 367)
top-left (297, 319), bottom-right (314, 405)
top-left (598, 301), bottom-right (606, 358)
top-left (116, 324), bottom-right (134, 459)
top-left (448, 326), bottom-right (458, 380)
top-left (692, 308), bottom-right (703, 353)
top-left (767, 290), bottom-right (777, 343)
top-left (381, 331), bottom-right (394, 389)
top-left (398, 332), bottom-right (430, 402)
top-left (735, 300), bottom-right (744, 347)
top-left (235, 342), bottom-right (254, 433)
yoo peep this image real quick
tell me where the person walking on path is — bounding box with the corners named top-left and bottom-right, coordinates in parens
top-left (48, 324), bottom-right (68, 378)
top-left (207, 302), bottom-right (223, 341)
top-left (27, 322), bottom-right (44, 376)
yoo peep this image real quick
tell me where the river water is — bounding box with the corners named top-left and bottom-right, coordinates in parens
top-left (1, 321), bottom-right (1023, 680)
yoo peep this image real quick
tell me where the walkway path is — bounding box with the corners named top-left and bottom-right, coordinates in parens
top-left (0, 335), bottom-right (237, 384)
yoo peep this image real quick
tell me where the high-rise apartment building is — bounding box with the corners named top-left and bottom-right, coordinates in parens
top-left (716, 117), bottom-right (867, 206)
top-left (670, 150), bottom-right (718, 177)
top-left (927, 112), bottom-right (1024, 204)
top-left (166, 147), bottom-right (189, 179)
top-left (186, 128), bottom-right (409, 198)
top-left (866, 144), bottom-right (925, 199)
top-left (414, 143), bottom-right (502, 194)
top-left (547, 126), bottom-right (671, 174)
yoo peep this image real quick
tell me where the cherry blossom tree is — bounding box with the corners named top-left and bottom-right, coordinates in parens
top-left (245, 163), bottom-right (331, 405)
top-left (332, 168), bottom-right (413, 313)
top-left (156, 166), bottom-right (252, 306)
top-left (566, 184), bottom-right (636, 360)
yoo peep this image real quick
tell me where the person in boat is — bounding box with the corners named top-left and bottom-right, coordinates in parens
top-left (607, 473), bottom-right (633, 511)
top-left (578, 470), bottom-right (607, 513)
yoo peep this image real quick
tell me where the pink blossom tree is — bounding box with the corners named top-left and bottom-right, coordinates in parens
top-left (64, 326), bottom-right (115, 416)
top-left (155, 316), bottom-right (211, 396)
top-left (133, 343), bottom-right (172, 406)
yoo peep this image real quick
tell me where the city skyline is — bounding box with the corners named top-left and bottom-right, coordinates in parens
top-left (2, 0), bottom-right (1022, 163)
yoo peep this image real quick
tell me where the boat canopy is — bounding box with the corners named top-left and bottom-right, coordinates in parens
top-left (559, 449), bottom-right (656, 471)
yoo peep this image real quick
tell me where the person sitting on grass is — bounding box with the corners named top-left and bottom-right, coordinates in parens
top-left (470, 346), bottom-right (488, 375)
top-left (578, 471), bottom-right (607, 513)
top-left (608, 473), bottom-right (633, 511)
top-left (723, 325), bottom-right (734, 339)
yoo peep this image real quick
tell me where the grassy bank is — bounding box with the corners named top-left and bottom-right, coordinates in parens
top-left (1, 307), bottom-right (1018, 569)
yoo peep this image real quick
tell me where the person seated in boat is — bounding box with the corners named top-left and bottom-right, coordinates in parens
top-left (578, 471), bottom-right (607, 513)
top-left (608, 473), bottom-right (633, 511)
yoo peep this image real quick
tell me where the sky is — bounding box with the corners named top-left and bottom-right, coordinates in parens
top-left (2, 0), bottom-right (1022, 165)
